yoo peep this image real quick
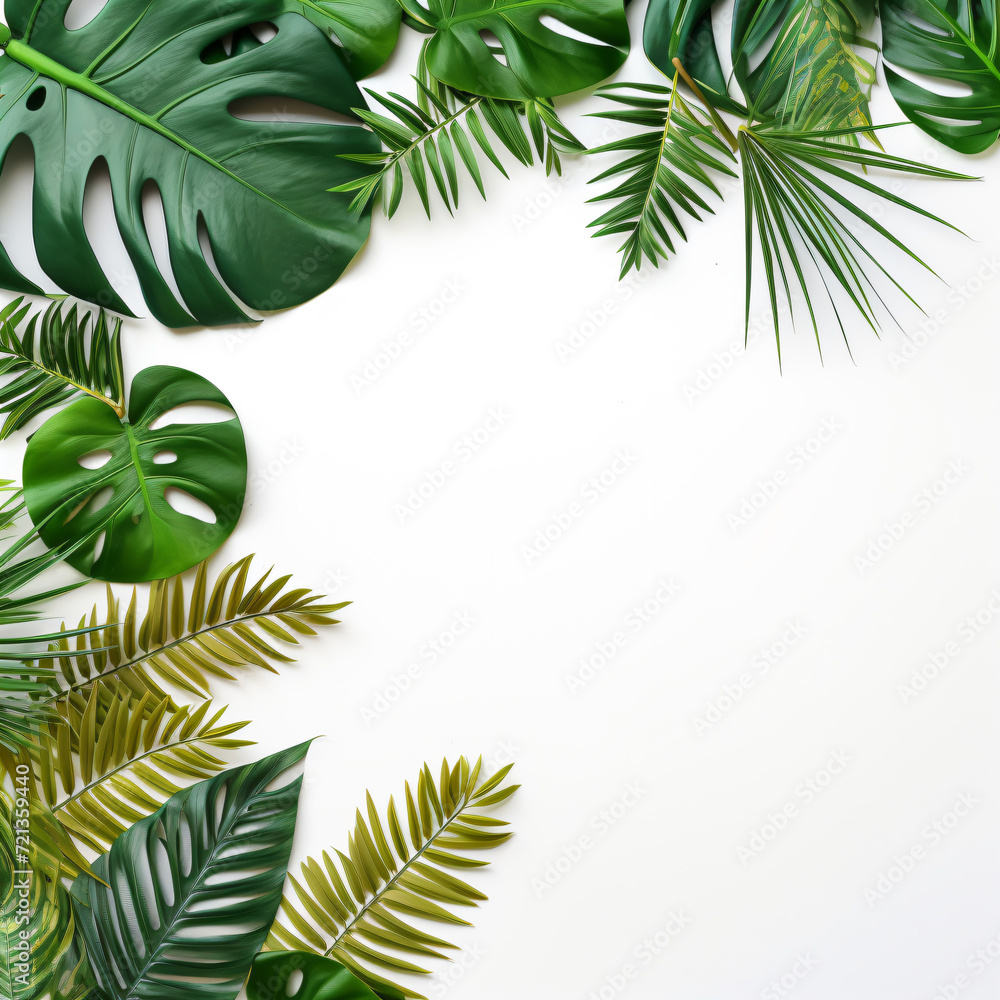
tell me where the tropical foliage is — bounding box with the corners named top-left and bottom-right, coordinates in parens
top-left (0, 0), bottom-right (379, 326)
top-left (586, 0), bottom-right (974, 359)
top-left (0, 299), bottom-right (247, 582)
top-left (266, 756), bottom-right (518, 997)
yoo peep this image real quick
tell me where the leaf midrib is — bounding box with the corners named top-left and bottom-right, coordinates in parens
top-left (325, 793), bottom-right (469, 958)
top-left (4, 37), bottom-right (318, 225)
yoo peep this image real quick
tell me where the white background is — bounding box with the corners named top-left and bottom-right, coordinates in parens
top-left (2, 3), bottom-right (999, 998)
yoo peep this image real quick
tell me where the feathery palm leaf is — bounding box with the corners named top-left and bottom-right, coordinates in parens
top-left (0, 298), bottom-right (124, 438)
top-left (35, 693), bottom-right (252, 856)
top-left (587, 78), bottom-right (738, 277)
top-left (266, 756), bottom-right (518, 999)
top-left (0, 483), bottom-right (96, 754)
top-left (333, 57), bottom-right (583, 219)
top-left (39, 554), bottom-right (345, 710)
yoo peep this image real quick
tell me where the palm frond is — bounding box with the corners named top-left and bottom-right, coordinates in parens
top-left (737, 124), bottom-right (973, 364)
top-left (1, 785), bottom-right (91, 1000)
top-left (333, 69), bottom-right (583, 220)
top-left (35, 692), bottom-right (252, 856)
top-left (40, 554), bottom-right (346, 710)
top-left (587, 78), bottom-right (738, 277)
top-left (266, 756), bottom-right (518, 999)
top-left (0, 482), bottom-right (97, 754)
top-left (747, 0), bottom-right (878, 133)
top-left (0, 298), bottom-right (124, 438)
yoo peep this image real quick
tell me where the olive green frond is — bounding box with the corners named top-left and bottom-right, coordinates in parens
top-left (266, 756), bottom-right (518, 999)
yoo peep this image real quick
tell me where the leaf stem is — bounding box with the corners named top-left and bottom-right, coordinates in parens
top-left (672, 57), bottom-right (739, 152)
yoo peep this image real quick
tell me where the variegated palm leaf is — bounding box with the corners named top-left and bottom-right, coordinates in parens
top-left (267, 756), bottom-right (518, 999)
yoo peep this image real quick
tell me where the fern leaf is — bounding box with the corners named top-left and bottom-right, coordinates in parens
top-left (0, 298), bottom-right (125, 438)
top-left (266, 757), bottom-right (518, 999)
top-left (586, 80), bottom-right (738, 277)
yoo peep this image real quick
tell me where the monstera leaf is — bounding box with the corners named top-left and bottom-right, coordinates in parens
top-left (397, 0), bottom-right (630, 100)
top-left (248, 953), bottom-right (383, 1000)
top-left (290, 0), bottom-right (402, 79)
top-left (22, 365), bottom-right (247, 583)
top-left (643, 0), bottom-right (744, 111)
top-left (0, 0), bottom-right (382, 327)
top-left (882, 0), bottom-right (1000, 153)
top-left (70, 743), bottom-right (309, 1000)
top-left (643, 0), bottom-right (874, 124)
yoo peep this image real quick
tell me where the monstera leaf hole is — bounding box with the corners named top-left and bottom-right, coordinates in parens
top-left (64, 0), bottom-right (110, 30)
top-left (83, 158), bottom-right (143, 313)
top-left (537, 15), bottom-right (612, 47)
top-left (887, 64), bottom-right (974, 101)
top-left (0, 136), bottom-right (45, 288)
top-left (201, 22), bottom-right (280, 64)
top-left (25, 87), bottom-right (47, 111)
top-left (77, 449), bottom-right (113, 470)
top-left (164, 488), bottom-right (217, 525)
top-left (141, 180), bottom-right (185, 309)
top-left (148, 402), bottom-right (236, 430)
top-left (228, 97), bottom-right (361, 127)
top-left (480, 30), bottom-right (509, 65)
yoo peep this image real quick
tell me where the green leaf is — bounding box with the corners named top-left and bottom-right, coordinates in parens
top-left (736, 124), bottom-right (972, 363)
top-left (0, 0), bottom-right (381, 326)
top-left (289, 0), bottom-right (402, 79)
top-left (0, 298), bottom-right (124, 441)
top-left (37, 553), bottom-right (345, 709)
top-left (22, 365), bottom-right (247, 583)
top-left (266, 756), bottom-right (517, 999)
top-left (397, 0), bottom-right (630, 99)
top-left (882, 0), bottom-right (1000, 153)
top-left (71, 743), bottom-right (310, 1000)
top-left (248, 952), bottom-right (382, 1000)
top-left (337, 67), bottom-right (584, 218)
top-left (0, 784), bottom-right (90, 1000)
top-left (643, 0), bottom-right (743, 112)
top-left (586, 81), bottom-right (737, 277)
top-left (37, 694), bottom-right (253, 856)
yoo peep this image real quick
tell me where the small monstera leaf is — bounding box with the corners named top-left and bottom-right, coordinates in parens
top-left (22, 366), bottom-right (247, 583)
top-left (70, 744), bottom-right (309, 1000)
top-left (882, 0), bottom-right (1000, 153)
top-left (0, 0), bottom-right (382, 327)
top-left (398, 0), bottom-right (630, 100)
top-left (248, 953), bottom-right (383, 1000)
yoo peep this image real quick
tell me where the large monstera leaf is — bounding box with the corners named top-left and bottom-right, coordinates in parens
top-left (70, 744), bottom-right (309, 1000)
top-left (0, 0), bottom-right (382, 327)
top-left (22, 365), bottom-right (247, 583)
top-left (882, 0), bottom-right (1000, 153)
top-left (397, 0), bottom-right (630, 100)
